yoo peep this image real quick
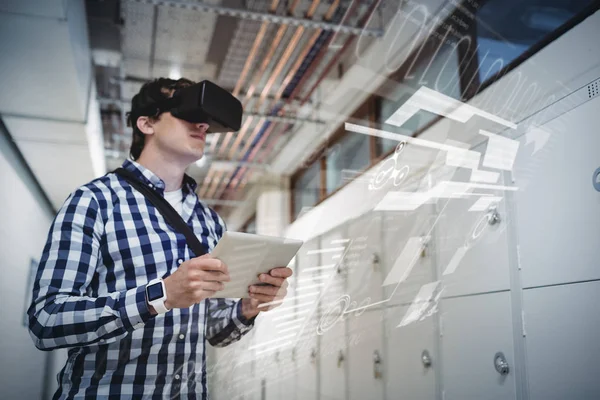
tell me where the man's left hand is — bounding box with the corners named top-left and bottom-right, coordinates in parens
top-left (242, 267), bottom-right (293, 319)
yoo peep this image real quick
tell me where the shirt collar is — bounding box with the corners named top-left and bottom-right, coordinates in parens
top-left (122, 159), bottom-right (198, 194)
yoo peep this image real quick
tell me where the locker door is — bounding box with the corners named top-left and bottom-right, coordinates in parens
top-left (246, 357), bottom-right (260, 400)
top-left (234, 350), bottom-right (260, 400)
top-left (273, 348), bottom-right (296, 400)
top-left (295, 332), bottom-right (320, 400)
top-left (523, 280), bottom-right (600, 400)
top-left (512, 97), bottom-right (600, 287)
top-left (262, 344), bottom-right (297, 400)
top-left (318, 226), bottom-right (349, 400)
top-left (434, 140), bottom-right (512, 298)
top-left (384, 303), bottom-right (438, 400)
top-left (294, 238), bottom-right (322, 400)
top-left (381, 205), bottom-right (437, 307)
top-left (345, 212), bottom-right (384, 400)
top-left (440, 292), bottom-right (517, 400)
top-left (265, 351), bottom-right (282, 400)
top-left (345, 212), bottom-right (384, 304)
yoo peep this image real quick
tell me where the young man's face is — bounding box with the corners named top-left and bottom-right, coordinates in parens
top-left (149, 111), bottom-right (209, 164)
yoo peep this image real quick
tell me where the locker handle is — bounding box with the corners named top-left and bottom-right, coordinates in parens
top-left (494, 352), bottom-right (509, 375)
top-left (337, 350), bottom-right (345, 368)
top-left (373, 350), bottom-right (383, 379)
top-left (310, 349), bottom-right (317, 364)
top-left (371, 253), bottom-right (380, 271)
top-left (421, 350), bottom-right (432, 368)
top-left (487, 207), bottom-right (501, 226)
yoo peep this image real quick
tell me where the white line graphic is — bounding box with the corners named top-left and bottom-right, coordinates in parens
top-left (442, 246), bottom-right (468, 275)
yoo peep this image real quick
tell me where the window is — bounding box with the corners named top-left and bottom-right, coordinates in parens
top-left (292, 160), bottom-right (322, 219)
top-left (375, 39), bottom-right (463, 157)
top-left (326, 132), bottom-right (370, 194)
top-left (473, 0), bottom-right (596, 87)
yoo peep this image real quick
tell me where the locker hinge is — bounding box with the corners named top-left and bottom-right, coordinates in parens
top-left (521, 310), bottom-right (527, 337)
top-left (516, 245), bottom-right (522, 270)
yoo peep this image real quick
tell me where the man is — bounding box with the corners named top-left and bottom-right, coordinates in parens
top-left (28, 77), bottom-right (292, 399)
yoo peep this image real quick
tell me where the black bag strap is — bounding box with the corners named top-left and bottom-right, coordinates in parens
top-left (114, 167), bottom-right (208, 257)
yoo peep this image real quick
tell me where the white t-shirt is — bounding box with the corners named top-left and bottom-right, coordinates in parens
top-left (163, 188), bottom-right (183, 216)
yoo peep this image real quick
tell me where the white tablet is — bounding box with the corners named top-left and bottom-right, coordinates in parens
top-left (210, 231), bottom-right (304, 299)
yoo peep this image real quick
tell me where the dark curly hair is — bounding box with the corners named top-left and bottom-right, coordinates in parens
top-left (127, 77), bottom-right (195, 160)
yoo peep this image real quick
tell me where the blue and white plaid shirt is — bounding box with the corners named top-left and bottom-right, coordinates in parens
top-left (28, 159), bottom-right (255, 399)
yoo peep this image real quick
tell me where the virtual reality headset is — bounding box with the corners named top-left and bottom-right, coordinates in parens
top-left (129, 80), bottom-right (243, 133)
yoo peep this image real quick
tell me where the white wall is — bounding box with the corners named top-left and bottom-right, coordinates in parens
top-left (0, 130), bottom-right (54, 399)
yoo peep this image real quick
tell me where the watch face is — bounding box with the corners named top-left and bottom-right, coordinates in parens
top-left (147, 282), bottom-right (164, 301)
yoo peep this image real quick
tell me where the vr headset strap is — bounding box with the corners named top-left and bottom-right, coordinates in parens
top-left (114, 168), bottom-right (208, 257)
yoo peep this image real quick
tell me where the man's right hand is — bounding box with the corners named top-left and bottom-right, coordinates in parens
top-left (162, 254), bottom-right (230, 310)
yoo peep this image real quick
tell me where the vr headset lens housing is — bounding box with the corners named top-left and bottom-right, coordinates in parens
top-left (131, 80), bottom-right (243, 133)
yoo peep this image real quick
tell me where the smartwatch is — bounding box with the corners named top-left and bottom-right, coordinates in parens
top-left (146, 278), bottom-right (169, 314)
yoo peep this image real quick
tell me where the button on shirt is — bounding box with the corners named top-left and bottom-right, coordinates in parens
top-left (27, 159), bottom-right (255, 399)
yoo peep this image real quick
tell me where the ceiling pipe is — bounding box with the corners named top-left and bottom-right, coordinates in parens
top-left (198, 168), bottom-right (215, 198)
top-left (232, 24), bottom-right (268, 97)
top-left (208, 0), bottom-right (279, 155)
top-left (221, 2), bottom-right (353, 196)
top-left (218, 117), bottom-right (253, 158)
top-left (299, 0), bottom-right (384, 105)
top-left (202, 0), bottom-right (308, 199)
top-left (231, 0), bottom-right (383, 193)
top-left (127, 0), bottom-right (383, 36)
top-left (283, 0), bottom-right (357, 103)
top-left (227, 24), bottom-right (306, 161)
top-left (215, 1), bottom-right (292, 160)
top-left (211, 0), bottom-right (325, 201)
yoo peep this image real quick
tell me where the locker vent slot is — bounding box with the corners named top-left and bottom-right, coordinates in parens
top-left (588, 80), bottom-right (599, 99)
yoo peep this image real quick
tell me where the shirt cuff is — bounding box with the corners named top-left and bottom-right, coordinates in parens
top-left (119, 285), bottom-right (155, 331)
top-left (234, 299), bottom-right (256, 328)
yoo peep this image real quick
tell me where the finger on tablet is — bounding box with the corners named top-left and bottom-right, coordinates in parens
top-left (269, 267), bottom-right (293, 278)
top-left (197, 258), bottom-right (228, 274)
top-left (249, 284), bottom-right (281, 296)
top-left (200, 270), bottom-right (231, 282)
top-left (258, 273), bottom-right (284, 287)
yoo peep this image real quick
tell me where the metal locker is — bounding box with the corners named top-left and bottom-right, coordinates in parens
top-left (380, 206), bottom-right (437, 307)
top-left (384, 303), bottom-right (438, 400)
top-left (345, 211), bottom-right (384, 306)
top-left (434, 141), bottom-right (512, 298)
top-left (512, 97), bottom-right (600, 288)
top-left (266, 348), bottom-right (296, 400)
top-left (293, 237), bottom-right (322, 400)
top-left (246, 357), bottom-right (260, 400)
top-left (347, 307), bottom-right (385, 400)
top-left (345, 212), bottom-right (385, 400)
top-left (318, 226), bottom-right (349, 400)
top-left (440, 292), bottom-right (517, 400)
top-left (265, 351), bottom-right (282, 400)
top-left (523, 280), bottom-right (600, 400)
top-left (235, 355), bottom-right (260, 400)
top-left (294, 331), bottom-right (320, 400)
